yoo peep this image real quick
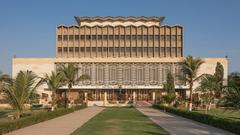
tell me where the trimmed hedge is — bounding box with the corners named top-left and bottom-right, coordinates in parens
top-left (153, 104), bottom-right (240, 134)
top-left (0, 106), bottom-right (85, 134)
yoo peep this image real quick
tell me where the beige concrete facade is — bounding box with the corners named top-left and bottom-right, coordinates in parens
top-left (12, 16), bottom-right (228, 106)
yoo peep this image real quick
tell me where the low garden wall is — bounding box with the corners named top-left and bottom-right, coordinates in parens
top-left (153, 104), bottom-right (240, 134)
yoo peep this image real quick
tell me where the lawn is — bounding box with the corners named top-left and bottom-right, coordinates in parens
top-left (194, 108), bottom-right (240, 121)
top-left (71, 107), bottom-right (169, 135)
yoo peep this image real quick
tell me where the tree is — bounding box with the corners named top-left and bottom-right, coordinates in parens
top-left (214, 62), bottom-right (224, 98)
top-left (163, 72), bottom-right (175, 94)
top-left (58, 63), bottom-right (90, 108)
top-left (43, 71), bottom-right (64, 110)
top-left (182, 55), bottom-right (204, 111)
top-left (219, 72), bottom-right (240, 110)
top-left (162, 72), bottom-right (176, 106)
top-left (0, 71), bottom-right (11, 92)
top-left (196, 74), bottom-right (221, 113)
top-left (3, 71), bottom-right (42, 119)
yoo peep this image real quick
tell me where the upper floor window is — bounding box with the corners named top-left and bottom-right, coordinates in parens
top-left (58, 35), bottom-right (62, 41)
top-left (69, 35), bottom-right (74, 41)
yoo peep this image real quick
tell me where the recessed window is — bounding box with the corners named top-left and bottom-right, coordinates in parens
top-left (103, 47), bottom-right (108, 52)
top-left (69, 35), bottom-right (74, 41)
top-left (98, 47), bottom-right (102, 52)
top-left (92, 35), bottom-right (96, 40)
top-left (80, 35), bottom-right (85, 40)
top-left (143, 35), bottom-right (148, 40)
top-left (132, 47), bottom-right (137, 52)
top-left (126, 47), bottom-right (131, 52)
top-left (58, 47), bottom-right (62, 52)
top-left (63, 47), bottom-right (68, 52)
top-left (166, 35), bottom-right (171, 41)
top-left (132, 35), bottom-right (136, 40)
top-left (115, 35), bottom-right (119, 40)
top-left (115, 47), bottom-right (119, 53)
top-left (69, 47), bottom-right (73, 52)
top-left (103, 35), bottom-right (108, 40)
top-left (97, 35), bottom-right (102, 40)
top-left (75, 35), bottom-right (79, 40)
top-left (177, 35), bottom-right (182, 41)
top-left (120, 35), bottom-right (125, 40)
top-left (75, 47), bottom-right (79, 52)
top-left (86, 47), bottom-right (91, 52)
top-left (63, 35), bottom-right (68, 41)
top-left (171, 35), bottom-right (176, 41)
top-left (137, 35), bottom-right (142, 40)
top-left (109, 47), bottom-right (114, 52)
top-left (109, 35), bottom-right (113, 40)
top-left (148, 35), bottom-right (153, 40)
top-left (92, 47), bottom-right (96, 52)
top-left (154, 35), bottom-right (159, 40)
top-left (58, 35), bottom-right (62, 41)
top-left (80, 47), bottom-right (85, 52)
top-left (126, 35), bottom-right (131, 40)
top-left (86, 35), bottom-right (91, 40)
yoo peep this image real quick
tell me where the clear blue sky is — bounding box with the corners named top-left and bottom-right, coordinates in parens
top-left (0, 0), bottom-right (239, 75)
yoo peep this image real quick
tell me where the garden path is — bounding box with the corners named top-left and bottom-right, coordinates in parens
top-left (137, 107), bottom-right (236, 135)
top-left (5, 106), bottom-right (104, 135)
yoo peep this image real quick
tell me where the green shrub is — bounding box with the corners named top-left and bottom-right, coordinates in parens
top-left (153, 104), bottom-right (240, 134)
top-left (0, 105), bottom-right (84, 134)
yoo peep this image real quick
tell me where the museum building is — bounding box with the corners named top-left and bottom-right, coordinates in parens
top-left (12, 16), bottom-right (228, 106)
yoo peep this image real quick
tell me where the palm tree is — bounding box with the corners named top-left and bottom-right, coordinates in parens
top-left (196, 74), bottom-right (221, 113)
top-left (3, 71), bottom-right (42, 119)
top-left (182, 55), bottom-right (204, 111)
top-left (58, 63), bottom-right (90, 108)
top-left (43, 71), bottom-right (64, 111)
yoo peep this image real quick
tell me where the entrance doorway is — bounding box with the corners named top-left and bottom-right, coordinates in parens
top-left (115, 89), bottom-right (126, 103)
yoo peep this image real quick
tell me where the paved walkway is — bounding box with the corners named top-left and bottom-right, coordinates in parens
top-left (6, 107), bottom-right (104, 135)
top-left (137, 107), bottom-right (236, 135)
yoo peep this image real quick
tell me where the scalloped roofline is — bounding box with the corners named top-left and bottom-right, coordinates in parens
top-left (57, 24), bottom-right (182, 28)
top-left (74, 16), bottom-right (165, 25)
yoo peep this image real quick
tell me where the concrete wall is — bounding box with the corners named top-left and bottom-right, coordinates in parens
top-left (12, 58), bottom-right (55, 104)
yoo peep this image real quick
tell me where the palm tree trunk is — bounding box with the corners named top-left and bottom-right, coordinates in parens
top-left (64, 90), bottom-right (67, 108)
top-left (189, 81), bottom-right (193, 111)
top-left (51, 92), bottom-right (55, 111)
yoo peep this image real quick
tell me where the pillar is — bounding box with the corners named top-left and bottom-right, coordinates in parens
top-left (104, 91), bottom-right (107, 106)
top-left (84, 92), bottom-right (88, 105)
top-left (152, 91), bottom-right (156, 103)
top-left (133, 91), bottom-right (136, 104)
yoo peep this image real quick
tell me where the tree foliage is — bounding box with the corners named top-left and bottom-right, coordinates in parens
top-left (43, 71), bottom-right (64, 109)
top-left (196, 74), bottom-right (221, 113)
top-left (181, 55), bottom-right (204, 111)
top-left (58, 63), bottom-right (90, 108)
top-left (163, 72), bottom-right (175, 94)
top-left (220, 72), bottom-right (240, 110)
top-left (3, 71), bottom-right (42, 119)
top-left (214, 62), bottom-right (224, 97)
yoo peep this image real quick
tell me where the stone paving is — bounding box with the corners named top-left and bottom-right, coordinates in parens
top-left (5, 106), bottom-right (104, 135)
top-left (137, 107), bottom-right (236, 135)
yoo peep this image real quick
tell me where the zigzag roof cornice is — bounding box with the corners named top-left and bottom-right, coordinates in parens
top-left (57, 24), bottom-right (182, 28)
top-left (74, 16), bottom-right (165, 24)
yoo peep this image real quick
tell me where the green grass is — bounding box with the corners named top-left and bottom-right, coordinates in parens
top-left (194, 108), bottom-right (240, 121)
top-left (71, 107), bottom-right (169, 135)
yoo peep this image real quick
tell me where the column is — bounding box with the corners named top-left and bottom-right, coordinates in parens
top-left (133, 91), bottom-right (136, 104)
top-left (104, 91), bottom-right (107, 106)
top-left (152, 91), bottom-right (156, 103)
top-left (84, 92), bottom-right (88, 106)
